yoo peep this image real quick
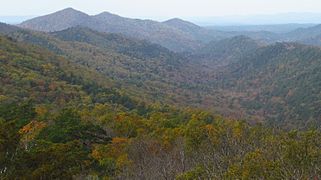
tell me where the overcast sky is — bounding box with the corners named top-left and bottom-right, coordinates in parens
top-left (1, 0), bottom-right (321, 18)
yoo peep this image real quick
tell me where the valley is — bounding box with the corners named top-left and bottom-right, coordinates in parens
top-left (0, 7), bottom-right (320, 179)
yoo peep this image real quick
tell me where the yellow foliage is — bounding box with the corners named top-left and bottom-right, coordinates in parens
top-left (35, 105), bottom-right (48, 117)
top-left (112, 137), bottom-right (129, 144)
top-left (116, 154), bottom-right (132, 169)
top-left (0, 95), bottom-right (8, 101)
top-left (91, 144), bottom-right (107, 160)
top-left (41, 63), bottom-right (55, 73)
top-left (232, 122), bottom-right (244, 140)
top-left (19, 121), bottom-right (47, 145)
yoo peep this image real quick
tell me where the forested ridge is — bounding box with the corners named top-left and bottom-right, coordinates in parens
top-left (3, 21), bottom-right (321, 126)
top-left (0, 35), bottom-right (320, 179)
top-left (1, 7), bottom-right (321, 178)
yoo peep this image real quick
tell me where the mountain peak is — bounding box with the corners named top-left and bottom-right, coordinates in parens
top-left (52, 7), bottom-right (88, 16)
top-left (19, 8), bottom-right (90, 32)
top-left (62, 7), bottom-right (76, 11)
top-left (93, 11), bottom-right (126, 22)
top-left (58, 7), bottom-right (76, 12)
top-left (164, 18), bottom-right (184, 22)
top-left (163, 18), bottom-right (200, 31)
top-left (164, 18), bottom-right (198, 26)
top-left (96, 11), bottom-right (117, 16)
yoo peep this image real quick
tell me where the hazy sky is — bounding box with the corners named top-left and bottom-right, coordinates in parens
top-left (2, 0), bottom-right (321, 18)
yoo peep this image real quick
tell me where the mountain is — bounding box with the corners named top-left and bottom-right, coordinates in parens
top-left (164, 18), bottom-right (202, 33)
top-left (19, 8), bottom-right (204, 52)
top-left (4, 24), bottom-right (321, 127)
top-left (209, 24), bottom-right (317, 33)
top-left (0, 22), bottom-right (20, 34)
top-left (193, 12), bottom-right (321, 26)
top-left (19, 8), bottom-right (92, 32)
top-left (164, 18), bottom-right (232, 42)
top-left (284, 24), bottom-right (321, 45)
top-left (1, 34), bottom-right (320, 179)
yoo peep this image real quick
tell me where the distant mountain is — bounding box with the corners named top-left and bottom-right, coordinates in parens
top-left (163, 18), bottom-right (232, 42)
top-left (192, 12), bottom-right (321, 26)
top-left (19, 8), bottom-right (93, 32)
top-left (209, 23), bottom-right (321, 46)
top-left (163, 18), bottom-right (202, 33)
top-left (0, 22), bottom-right (20, 34)
top-left (91, 12), bottom-right (203, 52)
top-left (209, 24), bottom-right (317, 33)
top-left (19, 8), bottom-right (206, 52)
top-left (283, 24), bottom-right (321, 45)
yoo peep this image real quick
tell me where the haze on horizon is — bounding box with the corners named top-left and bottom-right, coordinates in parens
top-left (2, 0), bottom-right (321, 25)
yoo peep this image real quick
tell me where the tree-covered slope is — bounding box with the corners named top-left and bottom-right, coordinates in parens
top-left (215, 42), bottom-right (321, 127)
top-left (194, 36), bottom-right (262, 66)
top-left (6, 25), bottom-right (321, 127)
top-left (5, 27), bottom-right (201, 105)
top-left (0, 35), bottom-right (320, 179)
top-left (51, 27), bottom-right (180, 61)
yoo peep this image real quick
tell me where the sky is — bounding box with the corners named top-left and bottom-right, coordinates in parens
top-left (1, 0), bottom-right (321, 24)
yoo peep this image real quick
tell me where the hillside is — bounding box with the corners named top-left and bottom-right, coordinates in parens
top-left (0, 35), bottom-right (320, 179)
top-left (51, 27), bottom-right (178, 60)
top-left (213, 42), bottom-right (321, 127)
top-left (4, 24), bottom-right (321, 127)
top-left (194, 36), bottom-right (262, 66)
top-left (5, 26), bottom-right (205, 105)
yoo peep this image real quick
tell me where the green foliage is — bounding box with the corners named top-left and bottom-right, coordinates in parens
top-left (0, 119), bottom-right (21, 176)
top-left (37, 109), bottom-right (110, 143)
top-left (0, 31), bottom-right (320, 179)
top-left (175, 166), bottom-right (206, 180)
top-left (0, 99), bottom-right (36, 128)
top-left (10, 141), bottom-right (90, 179)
